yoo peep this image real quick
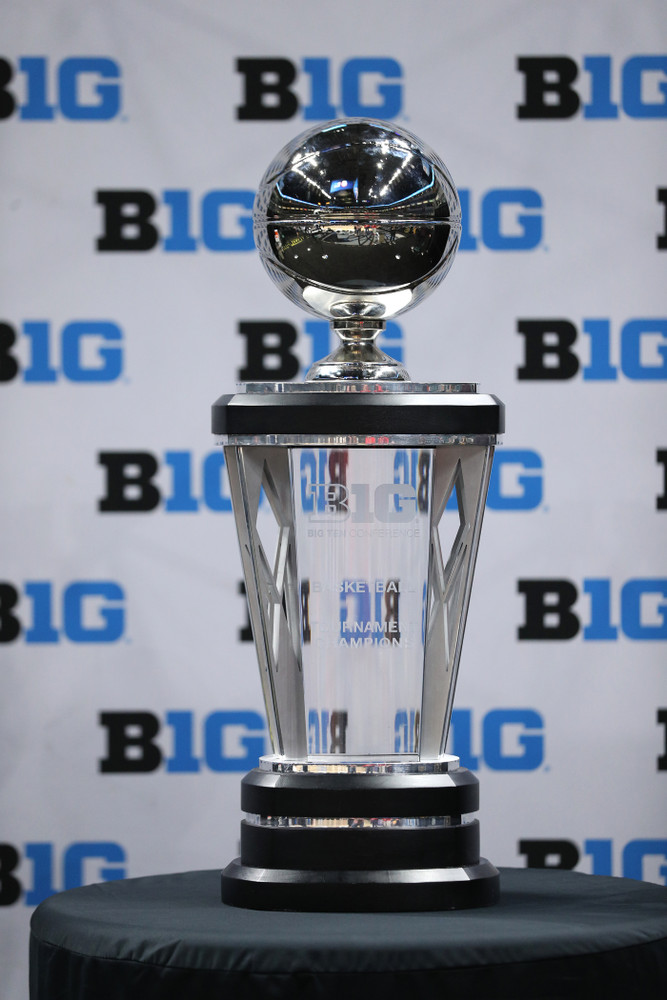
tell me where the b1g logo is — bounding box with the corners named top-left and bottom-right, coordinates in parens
top-left (98, 450), bottom-right (234, 512)
top-left (95, 189), bottom-right (543, 254)
top-left (487, 450), bottom-right (543, 510)
top-left (392, 707), bottom-right (545, 768)
top-left (0, 320), bottom-right (124, 384)
top-left (235, 57), bottom-right (403, 121)
top-left (237, 319), bottom-right (403, 382)
top-left (0, 581), bottom-right (125, 643)
top-left (518, 578), bottom-right (667, 641)
top-left (517, 55), bottom-right (667, 119)
top-left (300, 449), bottom-right (424, 524)
top-left (96, 189), bottom-right (254, 252)
top-left (517, 318), bottom-right (667, 381)
top-left (98, 448), bottom-right (544, 515)
top-left (303, 482), bottom-right (419, 524)
top-left (459, 189), bottom-right (543, 251)
top-left (0, 842), bottom-right (126, 906)
top-left (519, 839), bottom-right (667, 885)
top-left (447, 708), bottom-right (545, 771)
top-left (0, 56), bottom-right (122, 120)
top-left (393, 447), bottom-right (544, 512)
top-left (98, 710), bottom-right (267, 773)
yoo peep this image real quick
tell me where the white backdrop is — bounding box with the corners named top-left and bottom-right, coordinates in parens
top-left (2, 2), bottom-right (666, 996)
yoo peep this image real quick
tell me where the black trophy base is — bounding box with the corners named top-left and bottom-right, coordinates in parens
top-left (221, 764), bottom-right (499, 912)
top-left (222, 857), bottom-right (499, 912)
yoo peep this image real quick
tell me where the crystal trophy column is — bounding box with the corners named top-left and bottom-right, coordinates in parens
top-left (213, 119), bottom-right (504, 911)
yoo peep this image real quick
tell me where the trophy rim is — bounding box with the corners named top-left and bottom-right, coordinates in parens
top-left (212, 388), bottom-right (505, 438)
top-left (258, 754), bottom-right (462, 774)
top-left (237, 381), bottom-right (479, 393)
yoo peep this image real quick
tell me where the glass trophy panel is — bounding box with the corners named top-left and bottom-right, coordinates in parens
top-left (292, 447), bottom-right (432, 759)
top-left (226, 441), bottom-right (493, 763)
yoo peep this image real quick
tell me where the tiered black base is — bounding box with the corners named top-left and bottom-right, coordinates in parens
top-left (221, 764), bottom-right (499, 911)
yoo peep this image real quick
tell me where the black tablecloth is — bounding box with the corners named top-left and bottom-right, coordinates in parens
top-left (30, 867), bottom-right (667, 999)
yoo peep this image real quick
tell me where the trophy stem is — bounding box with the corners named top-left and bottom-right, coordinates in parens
top-left (306, 319), bottom-right (411, 381)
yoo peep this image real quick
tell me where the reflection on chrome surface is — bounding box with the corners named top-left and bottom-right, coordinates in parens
top-left (245, 813), bottom-right (475, 829)
top-left (259, 754), bottom-right (461, 774)
top-left (254, 118), bottom-right (461, 324)
top-left (238, 381), bottom-right (479, 394)
top-left (268, 222), bottom-right (451, 291)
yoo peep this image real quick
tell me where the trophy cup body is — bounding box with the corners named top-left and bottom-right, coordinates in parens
top-left (214, 120), bottom-right (503, 910)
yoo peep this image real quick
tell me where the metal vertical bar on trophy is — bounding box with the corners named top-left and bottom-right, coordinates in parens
top-left (224, 445), bottom-right (307, 758)
top-left (421, 445), bottom-right (495, 758)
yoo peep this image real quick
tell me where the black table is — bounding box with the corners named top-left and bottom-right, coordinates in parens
top-left (30, 867), bottom-right (667, 999)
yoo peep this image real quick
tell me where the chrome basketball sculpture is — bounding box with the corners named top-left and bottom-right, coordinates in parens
top-left (254, 118), bottom-right (460, 381)
top-left (213, 119), bottom-right (504, 910)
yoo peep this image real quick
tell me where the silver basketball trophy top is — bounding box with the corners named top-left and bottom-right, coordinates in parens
top-left (253, 118), bottom-right (460, 380)
top-left (215, 119), bottom-right (503, 911)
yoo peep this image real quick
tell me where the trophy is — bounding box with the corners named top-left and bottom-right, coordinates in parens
top-left (213, 119), bottom-right (504, 911)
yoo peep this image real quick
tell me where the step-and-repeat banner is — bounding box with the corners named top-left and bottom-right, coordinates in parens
top-left (2, 1), bottom-right (666, 994)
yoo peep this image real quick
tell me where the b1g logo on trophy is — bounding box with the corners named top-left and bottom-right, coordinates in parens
top-left (213, 119), bottom-right (504, 911)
